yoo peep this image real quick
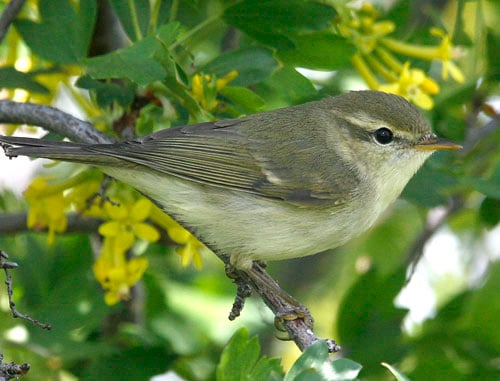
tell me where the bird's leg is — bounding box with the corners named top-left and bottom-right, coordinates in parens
top-left (225, 261), bottom-right (312, 325)
top-left (225, 260), bottom-right (340, 352)
top-left (244, 261), bottom-right (314, 328)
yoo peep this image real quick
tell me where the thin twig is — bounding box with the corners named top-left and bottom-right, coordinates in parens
top-left (0, 0), bottom-right (26, 43)
top-left (405, 197), bottom-right (464, 282)
top-left (460, 115), bottom-right (500, 155)
top-left (0, 101), bottom-right (113, 144)
top-left (0, 250), bottom-right (51, 330)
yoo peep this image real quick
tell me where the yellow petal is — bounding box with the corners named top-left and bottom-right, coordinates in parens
top-left (408, 68), bottom-right (426, 84)
top-left (104, 203), bottom-right (128, 220)
top-left (371, 21), bottom-right (395, 37)
top-left (98, 221), bottom-right (121, 236)
top-left (134, 223), bottom-right (160, 242)
top-left (168, 225), bottom-right (192, 244)
top-left (176, 245), bottom-right (192, 267)
top-left (191, 247), bottom-right (203, 270)
top-left (104, 291), bottom-right (121, 305)
top-left (216, 70), bottom-right (238, 90)
top-left (130, 198), bottom-right (153, 222)
top-left (114, 231), bottom-right (135, 252)
top-left (421, 77), bottom-right (440, 95)
top-left (412, 91), bottom-right (434, 110)
top-left (126, 257), bottom-right (148, 285)
top-left (27, 209), bottom-right (38, 228)
top-left (377, 83), bottom-right (401, 95)
top-left (446, 61), bottom-right (465, 83)
top-left (192, 74), bottom-right (204, 101)
top-left (93, 257), bottom-right (108, 284)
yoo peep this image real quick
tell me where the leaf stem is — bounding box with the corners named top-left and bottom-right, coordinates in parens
top-left (129, 0), bottom-right (143, 40)
top-left (170, 14), bottom-right (220, 50)
top-left (149, 0), bottom-right (162, 34)
top-left (168, 0), bottom-right (179, 23)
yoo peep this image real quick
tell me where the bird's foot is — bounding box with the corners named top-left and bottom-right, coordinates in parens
top-left (225, 260), bottom-right (340, 352)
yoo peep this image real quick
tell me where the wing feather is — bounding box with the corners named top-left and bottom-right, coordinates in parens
top-left (86, 107), bottom-right (358, 206)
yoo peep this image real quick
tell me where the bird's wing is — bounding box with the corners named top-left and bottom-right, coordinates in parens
top-left (88, 117), bottom-right (358, 206)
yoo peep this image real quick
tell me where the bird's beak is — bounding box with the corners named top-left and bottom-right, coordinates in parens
top-left (413, 135), bottom-right (462, 151)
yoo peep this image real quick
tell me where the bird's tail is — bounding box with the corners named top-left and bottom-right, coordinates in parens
top-left (0, 135), bottom-right (123, 166)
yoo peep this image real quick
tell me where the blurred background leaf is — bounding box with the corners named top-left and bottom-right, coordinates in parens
top-left (0, 0), bottom-right (498, 380)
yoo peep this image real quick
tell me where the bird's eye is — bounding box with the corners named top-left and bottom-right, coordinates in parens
top-left (374, 127), bottom-right (394, 145)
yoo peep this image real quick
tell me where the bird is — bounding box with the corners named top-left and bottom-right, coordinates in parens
top-left (0, 90), bottom-right (461, 336)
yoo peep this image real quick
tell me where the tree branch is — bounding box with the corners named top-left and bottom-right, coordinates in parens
top-left (0, 0), bottom-right (26, 43)
top-left (0, 353), bottom-right (30, 381)
top-left (0, 212), bottom-right (102, 235)
top-left (0, 101), bottom-right (113, 144)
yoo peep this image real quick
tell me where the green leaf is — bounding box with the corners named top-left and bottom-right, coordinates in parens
top-left (336, 268), bottom-right (408, 375)
top-left (254, 66), bottom-right (317, 108)
top-left (219, 86), bottom-right (266, 114)
top-left (84, 35), bottom-right (166, 85)
top-left (15, 0), bottom-right (97, 64)
top-left (479, 197), bottom-right (500, 227)
top-left (224, 0), bottom-right (336, 41)
top-left (152, 22), bottom-right (182, 75)
top-left (155, 21), bottom-right (182, 47)
top-left (0, 67), bottom-right (49, 93)
top-left (278, 33), bottom-right (356, 70)
top-left (331, 359), bottom-right (364, 380)
top-left (216, 328), bottom-right (283, 381)
top-left (84, 23), bottom-right (182, 85)
top-left (75, 75), bottom-right (136, 108)
top-left (109, 0), bottom-right (151, 41)
top-left (403, 154), bottom-right (460, 207)
top-left (462, 163), bottom-right (500, 198)
top-left (285, 341), bottom-right (361, 381)
top-left (462, 262), bottom-right (500, 348)
top-left (80, 346), bottom-right (176, 380)
top-left (201, 47), bottom-right (279, 87)
top-left (486, 29), bottom-right (500, 80)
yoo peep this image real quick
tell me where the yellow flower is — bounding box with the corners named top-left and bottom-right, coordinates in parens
top-left (215, 70), bottom-right (238, 90)
top-left (378, 62), bottom-right (439, 110)
top-left (149, 205), bottom-right (205, 268)
top-left (191, 70), bottom-right (238, 112)
top-left (338, 3), bottom-right (395, 54)
top-left (381, 29), bottom-right (465, 83)
top-left (98, 198), bottom-right (160, 253)
top-left (93, 237), bottom-right (148, 305)
top-left (430, 28), bottom-right (465, 83)
top-left (67, 174), bottom-right (106, 217)
top-left (24, 178), bottom-right (69, 244)
top-left (169, 227), bottom-right (204, 270)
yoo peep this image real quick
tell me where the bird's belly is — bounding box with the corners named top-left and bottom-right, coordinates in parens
top-left (104, 167), bottom-right (379, 269)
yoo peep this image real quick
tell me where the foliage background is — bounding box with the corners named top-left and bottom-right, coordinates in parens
top-left (0, 0), bottom-right (499, 380)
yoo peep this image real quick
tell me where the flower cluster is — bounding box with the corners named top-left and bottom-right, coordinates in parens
top-left (150, 205), bottom-right (205, 270)
top-left (190, 70), bottom-right (238, 112)
top-left (342, 3), bottom-right (465, 109)
top-left (24, 177), bottom-right (69, 245)
top-left (23, 172), bottom-right (206, 305)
